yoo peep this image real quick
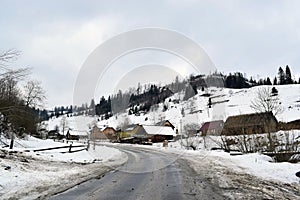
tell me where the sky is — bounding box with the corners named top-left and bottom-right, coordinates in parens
top-left (1, 0), bottom-right (300, 108)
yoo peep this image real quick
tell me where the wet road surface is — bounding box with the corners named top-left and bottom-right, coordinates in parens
top-left (50, 146), bottom-right (223, 200)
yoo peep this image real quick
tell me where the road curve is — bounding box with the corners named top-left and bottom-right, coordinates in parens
top-left (50, 145), bottom-right (224, 200)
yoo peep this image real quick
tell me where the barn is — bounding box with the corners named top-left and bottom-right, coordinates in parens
top-left (222, 112), bottom-right (278, 136)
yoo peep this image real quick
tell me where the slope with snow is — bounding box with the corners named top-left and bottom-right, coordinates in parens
top-left (92, 84), bottom-right (300, 133)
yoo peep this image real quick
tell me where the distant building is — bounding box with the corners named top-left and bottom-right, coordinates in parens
top-left (281, 119), bottom-right (300, 130)
top-left (199, 120), bottom-right (224, 136)
top-left (222, 112), bottom-right (278, 136)
top-left (47, 130), bottom-right (63, 140)
top-left (91, 125), bottom-right (116, 141)
top-left (156, 120), bottom-right (175, 130)
top-left (66, 129), bottom-right (88, 140)
top-left (134, 125), bottom-right (176, 142)
top-left (120, 124), bottom-right (176, 143)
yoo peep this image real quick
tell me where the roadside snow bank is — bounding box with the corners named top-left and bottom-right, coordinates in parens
top-left (0, 137), bottom-right (127, 199)
top-left (209, 151), bottom-right (300, 184)
top-left (121, 142), bottom-right (300, 184)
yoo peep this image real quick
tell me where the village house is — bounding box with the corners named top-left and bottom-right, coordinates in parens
top-left (199, 120), bottom-right (224, 136)
top-left (66, 129), bottom-right (89, 140)
top-left (119, 124), bottom-right (176, 143)
top-left (91, 124), bottom-right (117, 141)
top-left (47, 129), bottom-right (63, 140)
top-left (134, 125), bottom-right (176, 142)
top-left (156, 120), bottom-right (175, 130)
top-left (221, 112), bottom-right (278, 136)
top-left (279, 119), bottom-right (300, 130)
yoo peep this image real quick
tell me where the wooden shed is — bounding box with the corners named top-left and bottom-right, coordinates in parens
top-left (222, 112), bottom-right (278, 136)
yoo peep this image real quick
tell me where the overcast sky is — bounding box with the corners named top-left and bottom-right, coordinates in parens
top-left (1, 0), bottom-right (300, 108)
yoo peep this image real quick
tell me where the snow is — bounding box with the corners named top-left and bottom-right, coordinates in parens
top-left (208, 151), bottom-right (300, 184)
top-left (1, 84), bottom-right (300, 198)
top-left (123, 142), bottom-right (300, 184)
top-left (90, 84), bottom-right (300, 135)
top-left (46, 115), bottom-right (96, 132)
top-left (142, 125), bottom-right (176, 136)
top-left (0, 136), bottom-right (127, 199)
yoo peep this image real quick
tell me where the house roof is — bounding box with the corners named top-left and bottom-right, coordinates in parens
top-left (224, 112), bottom-right (278, 128)
top-left (200, 120), bottom-right (224, 131)
top-left (287, 119), bottom-right (300, 125)
top-left (155, 120), bottom-right (175, 129)
top-left (142, 125), bottom-right (176, 136)
top-left (103, 127), bottom-right (116, 132)
top-left (124, 124), bottom-right (139, 132)
top-left (68, 130), bottom-right (88, 136)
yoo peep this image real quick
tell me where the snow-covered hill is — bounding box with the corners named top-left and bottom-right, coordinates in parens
top-left (95, 84), bottom-right (300, 131)
top-left (46, 84), bottom-right (300, 133)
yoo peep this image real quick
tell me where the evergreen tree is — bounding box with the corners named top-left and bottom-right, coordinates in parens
top-left (273, 77), bottom-right (277, 85)
top-left (285, 65), bottom-right (293, 84)
top-left (266, 77), bottom-right (272, 85)
top-left (278, 67), bottom-right (285, 85)
top-left (90, 99), bottom-right (95, 109)
top-left (271, 87), bottom-right (278, 96)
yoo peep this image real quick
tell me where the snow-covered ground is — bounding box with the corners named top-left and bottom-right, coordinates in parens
top-left (0, 136), bottom-right (127, 199)
top-left (110, 142), bottom-right (300, 184)
top-left (1, 84), bottom-right (299, 199)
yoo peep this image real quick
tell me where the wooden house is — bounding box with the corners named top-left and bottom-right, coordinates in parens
top-left (221, 112), bottom-right (278, 136)
top-left (91, 125), bottom-right (116, 141)
top-left (199, 120), bottom-right (224, 136)
top-left (47, 130), bottom-right (64, 140)
top-left (285, 119), bottom-right (300, 130)
top-left (66, 129), bottom-right (88, 140)
top-left (135, 125), bottom-right (176, 142)
top-left (103, 127), bottom-right (117, 141)
top-left (156, 120), bottom-right (175, 130)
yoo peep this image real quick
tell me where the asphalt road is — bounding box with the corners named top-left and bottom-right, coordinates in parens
top-left (50, 145), bottom-right (224, 200)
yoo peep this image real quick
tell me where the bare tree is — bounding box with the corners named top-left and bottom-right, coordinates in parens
top-left (0, 49), bottom-right (20, 68)
top-left (251, 87), bottom-right (283, 152)
top-left (250, 87), bottom-right (283, 116)
top-left (60, 116), bottom-right (69, 135)
top-left (182, 123), bottom-right (199, 150)
top-left (23, 80), bottom-right (46, 108)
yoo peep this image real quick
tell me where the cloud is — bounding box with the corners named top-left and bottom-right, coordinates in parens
top-left (17, 16), bottom-right (120, 107)
top-left (2, 0), bottom-right (300, 107)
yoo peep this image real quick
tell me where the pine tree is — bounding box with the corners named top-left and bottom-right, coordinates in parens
top-left (90, 99), bottom-right (95, 109)
top-left (266, 77), bottom-right (272, 85)
top-left (273, 77), bottom-right (277, 85)
top-left (278, 67), bottom-right (285, 85)
top-left (285, 65), bottom-right (293, 84)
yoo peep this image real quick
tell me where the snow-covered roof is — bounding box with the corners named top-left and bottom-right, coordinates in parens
top-left (142, 125), bottom-right (176, 136)
top-left (68, 130), bottom-right (88, 136)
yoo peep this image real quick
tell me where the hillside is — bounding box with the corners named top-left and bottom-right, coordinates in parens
top-left (46, 84), bottom-right (300, 134)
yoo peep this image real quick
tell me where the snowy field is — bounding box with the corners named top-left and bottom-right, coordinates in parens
top-left (0, 136), bottom-right (127, 199)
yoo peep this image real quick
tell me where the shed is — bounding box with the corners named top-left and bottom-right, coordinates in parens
top-left (222, 112), bottom-right (278, 136)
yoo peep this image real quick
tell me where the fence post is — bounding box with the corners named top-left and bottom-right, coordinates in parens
top-left (69, 144), bottom-right (72, 153)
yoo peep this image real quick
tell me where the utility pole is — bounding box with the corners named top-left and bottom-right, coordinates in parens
top-left (180, 119), bottom-right (183, 148)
